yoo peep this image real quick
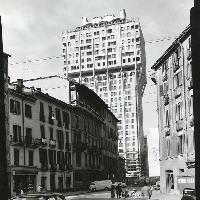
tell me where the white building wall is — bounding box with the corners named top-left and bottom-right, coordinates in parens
top-left (147, 128), bottom-right (160, 177)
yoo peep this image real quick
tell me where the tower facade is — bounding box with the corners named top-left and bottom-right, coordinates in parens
top-left (62, 10), bottom-right (147, 179)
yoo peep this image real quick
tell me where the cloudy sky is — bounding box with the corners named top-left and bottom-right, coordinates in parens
top-left (0, 0), bottom-right (193, 133)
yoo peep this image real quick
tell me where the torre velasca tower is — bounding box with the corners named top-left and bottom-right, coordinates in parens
top-left (62, 10), bottom-right (147, 181)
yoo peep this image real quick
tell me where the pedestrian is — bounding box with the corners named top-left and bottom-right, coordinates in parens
top-left (141, 185), bottom-right (152, 199)
top-left (37, 185), bottom-right (42, 192)
top-left (110, 184), bottom-right (115, 198)
top-left (116, 184), bottom-right (120, 199)
top-left (118, 183), bottom-right (122, 198)
top-left (124, 187), bottom-right (129, 199)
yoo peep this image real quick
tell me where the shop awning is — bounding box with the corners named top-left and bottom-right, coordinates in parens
top-left (10, 166), bottom-right (38, 175)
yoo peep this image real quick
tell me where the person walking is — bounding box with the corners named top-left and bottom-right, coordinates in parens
top-left (111, 184), bottom-right (115, 198)
top-left (118, 183), bottom-right (122, 198)
top-left (141, 185), bottom-right (152, 199)
top-left (116, 184), bottom-right (120, 199)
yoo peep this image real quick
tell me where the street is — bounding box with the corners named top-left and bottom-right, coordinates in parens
top-left (65, 190), bottom-right (182, 200)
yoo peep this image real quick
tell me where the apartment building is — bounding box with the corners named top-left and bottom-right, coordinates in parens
top-left (151, 25), bottom-right (195, 194)
top-left (68, 81), bottom-right (119, 188)
top-left (8, 78), bottom-right (118, 195)
top-left (62, 9), bottom-right (147, 179)
top-left (8, 80), bottom-right (72, 195)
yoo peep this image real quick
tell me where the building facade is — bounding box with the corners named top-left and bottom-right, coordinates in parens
top-left (151, 25), bottom-right (195, 194)
top-left (147, 128), bottom-right (160, 177)
top-left (62, 9), bottom-right (147, 179)
top-left (8, 79), bottom-right (118, 195)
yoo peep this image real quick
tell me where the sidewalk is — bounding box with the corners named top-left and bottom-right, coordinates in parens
top-left (62, 190), bottom-right (90, 196)
top-left (150, 190), bottom-right (182, 200)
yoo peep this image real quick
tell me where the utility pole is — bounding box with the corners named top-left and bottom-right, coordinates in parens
top-left (190, 0), bottom-right (200, 198)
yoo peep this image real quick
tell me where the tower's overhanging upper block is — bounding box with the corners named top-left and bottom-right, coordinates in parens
top-left (82, 9), bottom-right (127, 26)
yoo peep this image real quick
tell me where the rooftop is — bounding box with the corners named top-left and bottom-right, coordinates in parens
top-left (151, 25), bottom-right (191, 71)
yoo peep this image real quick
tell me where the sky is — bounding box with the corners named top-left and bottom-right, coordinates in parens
top-left (0, 0), bottom-right (193, 134)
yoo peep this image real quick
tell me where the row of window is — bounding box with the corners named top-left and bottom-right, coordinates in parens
top-left (67, 24), bottom-right (139, 40)
top-left (10, 99), bottom-right (70, 129)
top-left (11, 124), bottom-right (69, 149)
top-left (164, 96), bottom-right (193, 127)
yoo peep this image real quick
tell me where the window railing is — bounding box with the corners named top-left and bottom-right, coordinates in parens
top-left (49, 139), bottom-right (56, 148)
top-left (187, 49), bottom-right (192, 60)
top-left (50, 163), bottom-right (57, 171)
top-left (40, 163), bottom-right (48, 171)
top-left (176, 119), bottom-right (183, 131)
top-left (41, 138), bottom-right (48, 147)
top-left (10, 135), bottom-right (24, 146)
top-left (188, 79), bottom-right (193, 90)
top-left (173, 61), bottom-right (180, 72)
top-left (174, 86), bottom-right (182, 99)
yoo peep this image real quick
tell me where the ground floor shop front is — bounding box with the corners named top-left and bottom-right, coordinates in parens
top-left (160, 157), bottom-right (195, 195)
top-left (9, 166), bottom-right (73, 196)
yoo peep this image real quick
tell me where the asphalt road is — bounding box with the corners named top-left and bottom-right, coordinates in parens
top-left (65, 190), bottom-right (147, 200)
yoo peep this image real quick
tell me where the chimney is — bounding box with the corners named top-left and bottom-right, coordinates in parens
top-left (120, 9), bottom-right (126, 20)
top-left (82, 16), bottom-right (88, 26)
top-left (17, 79), bottom-right (23, 88)
top-left (36, 88), bottom-right (41, 92)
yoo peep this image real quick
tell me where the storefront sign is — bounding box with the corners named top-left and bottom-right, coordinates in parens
top-left (178, 177), bottom-right (194, 184)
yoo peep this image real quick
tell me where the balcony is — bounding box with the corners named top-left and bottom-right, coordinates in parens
top-left (40, 164), bottom-right (48, 171)
top-left (58, 164), bottom-right (65, 171)
top-left (65, 143), bottom-right (71, 151)
top-left (176, 119), bottom-right (183, 131)
top-left (174, 86), bottom-right (181, 98)
top-left (190, 115), bottom-right (194, 127)
top-left (10, 135), bottom-right (24, 146)
top-left (187, 49), bottom-right (192, 60)
top-left (41, 138), bottom-right (48, 147)
top-left (50, 163), bottom-right (57, 171)
top-left (25, 137), bottom-right (41, 148)
top-left (164, 126), bottom-right (170, 136)
top-left (188, 79), bottom-right (193, 90)
top-left (173, 62), bottom-right (180, 72)
top-left (49, 139), bottom-right (56, 148)
top-left (73, 142), bottom-right (87, 151)
top-left (66, 164), bottom-right (73, 171)
top-left (162, 73), bottom-right (168, 81)
top-left (163, 94), bottom-right (169, 105)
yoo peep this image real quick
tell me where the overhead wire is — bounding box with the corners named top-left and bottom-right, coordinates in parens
top-left (8, 35), bottom-right (177, 66)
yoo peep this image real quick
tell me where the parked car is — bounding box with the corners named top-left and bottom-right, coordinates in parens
top-left (11, 192), bottom-right (66, 200)
top-left (154, 184), bottom-right (160, 190)
top-left (113, 182), bottom-right (127, 188)
top-left (89, 180), bottom-right (112, 191)
top-left (181, 188), bottom-right (196, 200)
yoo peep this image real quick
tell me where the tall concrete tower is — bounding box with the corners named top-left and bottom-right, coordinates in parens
top-left (62, 10), bottom-right (147, 180)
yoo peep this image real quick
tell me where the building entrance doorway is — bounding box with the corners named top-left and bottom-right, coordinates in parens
top-left (166, 170), bottom-right (174, 193)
